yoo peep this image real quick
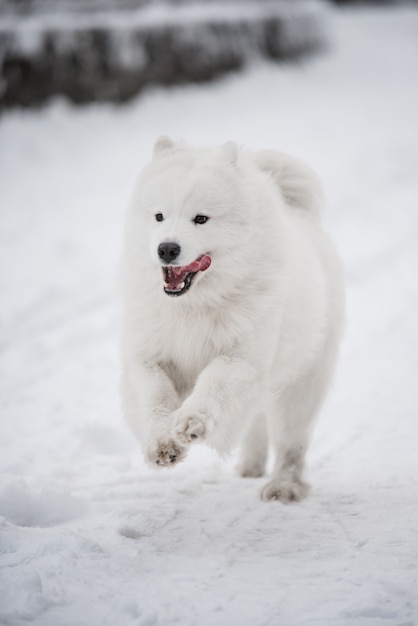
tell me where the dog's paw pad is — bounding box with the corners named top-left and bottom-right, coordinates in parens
top-left (148, 440), bottom-right (186, 468)
top-left (260, 479), bottom-right (310, 503)
top-left (174, 415), bottom-right (206, 444)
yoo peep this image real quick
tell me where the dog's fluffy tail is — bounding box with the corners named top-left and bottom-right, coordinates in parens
top-left (254, 150), bottom-right (324, 218)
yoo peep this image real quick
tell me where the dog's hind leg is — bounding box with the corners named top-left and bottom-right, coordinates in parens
top-left (261, 382), bottom-right (315, 503)
top-left (262, 323), bottom-right (341, 503)
top-left (261, 357), bottom-right (333, 503)
top-left (237, 413), bottom-right (268, 478)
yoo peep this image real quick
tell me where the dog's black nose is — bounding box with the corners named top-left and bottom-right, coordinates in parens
top-left (158, 242), bottom-right (181, 263)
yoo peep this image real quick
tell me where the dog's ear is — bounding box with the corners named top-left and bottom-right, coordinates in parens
top-left (153, 136), bottom-right (176, 158)
top-left (221, 141), bottom-right (239, 166)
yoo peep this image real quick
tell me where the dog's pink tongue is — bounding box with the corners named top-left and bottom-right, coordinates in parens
top-left (186, 254), bottom-right (211, 273)
top-left (166, 255), bottom-right (212, 290)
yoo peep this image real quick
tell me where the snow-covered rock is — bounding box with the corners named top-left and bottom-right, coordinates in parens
top-left (0, 1), bottom-right (328, 108)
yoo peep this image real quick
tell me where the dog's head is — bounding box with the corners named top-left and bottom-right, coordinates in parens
top-left (131, 137), bottom-right (257, 300)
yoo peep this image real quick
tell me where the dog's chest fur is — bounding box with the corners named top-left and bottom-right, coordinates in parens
top-left (141, 297), bottom-right (258, 398)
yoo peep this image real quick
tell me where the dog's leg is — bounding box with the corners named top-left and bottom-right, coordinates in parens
top-left (262, 318), bottom-right (342, 503)
top-left (122, 360), bottom-right (186, 467)
top-left (261, 407), bottom-right (311, 503)
top-left (237, 413), bottom-right (268, 478)
top-left (261, 361), bottom-right (331, 502)
top-left (173, 355), bottom-right (261, 454)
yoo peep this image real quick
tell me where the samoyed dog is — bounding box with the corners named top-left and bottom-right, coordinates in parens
top-left (121, 137), bottom-right (344, 502)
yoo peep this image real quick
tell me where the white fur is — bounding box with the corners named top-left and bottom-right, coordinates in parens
top-left (121, 139), bottom-right (344, 502)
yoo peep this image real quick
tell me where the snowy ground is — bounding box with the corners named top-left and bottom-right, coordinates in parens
top-left (1, 6), bottom-right (418, 626)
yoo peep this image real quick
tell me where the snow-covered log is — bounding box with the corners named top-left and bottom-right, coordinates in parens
top-left (0, 1), bottom-right (329, 109)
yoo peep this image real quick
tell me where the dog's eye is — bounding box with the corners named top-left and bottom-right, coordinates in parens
top-left (193, 215), bottom-right (209, 225)
top-left (155, 213), bottom-right (164, 222)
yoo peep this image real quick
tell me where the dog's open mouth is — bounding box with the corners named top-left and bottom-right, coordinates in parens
top-left (162, 254), bottom-right (212, 297)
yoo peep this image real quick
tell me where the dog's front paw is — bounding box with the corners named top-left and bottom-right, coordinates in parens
top-left (147, 438), bottom-right (187, 468)
top-left (173, 411), bottom-right (206, 445)
top-left (260, 479), bottom-right (310, 503)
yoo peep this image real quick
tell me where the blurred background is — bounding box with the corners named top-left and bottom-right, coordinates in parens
top-left (0, 0), bottom-right (332, 109)
top-left (1, 1), bottom-right (418, 625)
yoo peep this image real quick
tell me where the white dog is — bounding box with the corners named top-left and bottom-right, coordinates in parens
top-left (121, 137), bottom-right (344, 502)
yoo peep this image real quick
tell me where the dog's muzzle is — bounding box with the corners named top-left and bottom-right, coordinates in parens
top-left (161, 254), bottom-right (212, 297)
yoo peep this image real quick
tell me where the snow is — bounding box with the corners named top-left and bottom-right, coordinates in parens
top-left (1, 5), bottom-right (418, 626)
